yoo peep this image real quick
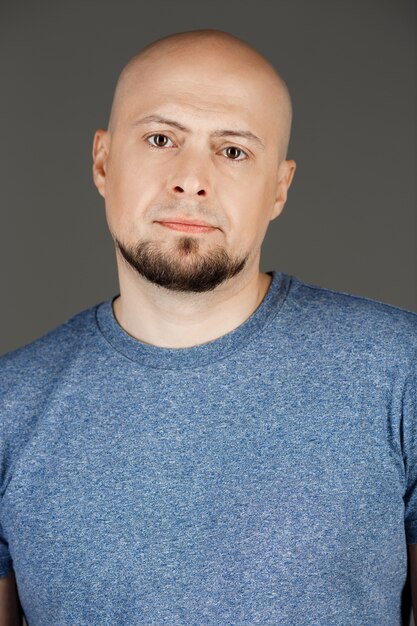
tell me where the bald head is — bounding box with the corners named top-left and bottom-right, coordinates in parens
top-left (93, 28), bottom-right (297, 296)
top-left (107, 29), bottom-right (293, 160)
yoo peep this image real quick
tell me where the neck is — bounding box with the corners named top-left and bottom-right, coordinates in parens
top-left (112, 264), bottom-right (272, 349)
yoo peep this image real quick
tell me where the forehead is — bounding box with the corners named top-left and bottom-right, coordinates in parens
top-left (119, 57), bottom-right (281, 136)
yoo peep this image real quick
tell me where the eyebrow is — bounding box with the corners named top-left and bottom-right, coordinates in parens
top-left (131, 114), bottom-right (265, 150)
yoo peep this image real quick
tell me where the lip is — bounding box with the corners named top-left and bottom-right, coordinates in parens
top-left (156, 217), bottom-right (215, 227)
top-left (157, 221), bottom-right (216, 233)
top-left (155, 217), bottom-right (217, 234)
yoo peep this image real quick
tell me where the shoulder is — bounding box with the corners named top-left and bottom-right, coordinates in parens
top-left (287, 274), bottom-right (417, 361)
top-left (0, 300), bottom-right (104, 395)
top-left (0, 301), bottom-right (107, 471)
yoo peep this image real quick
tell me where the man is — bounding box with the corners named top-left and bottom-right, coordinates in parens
top-left (1, 28), bottom-right (416, 626)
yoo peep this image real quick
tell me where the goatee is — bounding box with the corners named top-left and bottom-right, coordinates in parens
top-left (115, 236), bottom-right (248, 292)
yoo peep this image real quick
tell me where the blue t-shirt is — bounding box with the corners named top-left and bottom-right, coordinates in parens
top-left (1, 270), bottom-right (417, 625)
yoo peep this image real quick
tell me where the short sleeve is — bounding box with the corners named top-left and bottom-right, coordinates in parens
top-left (402, 352), bottom-right (417, 543)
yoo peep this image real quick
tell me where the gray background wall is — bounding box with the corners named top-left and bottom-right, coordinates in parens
top-left (1, 1), bottom-right (416, 623)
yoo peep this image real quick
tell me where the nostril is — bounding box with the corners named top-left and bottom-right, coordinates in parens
top-left (197, 189), bottom-right (206, 196)
top-left (174, 186), bottom-right (184, 192)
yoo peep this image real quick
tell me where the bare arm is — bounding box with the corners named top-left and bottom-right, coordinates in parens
top-left (0, 572), bottom-right (22, 626)
top-left (409, 544), bottom-right (417, 623)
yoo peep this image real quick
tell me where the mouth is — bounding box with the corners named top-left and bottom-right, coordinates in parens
top-left (156, 219), bottom-right (217, 234)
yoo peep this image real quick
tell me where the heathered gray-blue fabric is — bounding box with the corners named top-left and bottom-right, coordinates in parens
top-left (1, 270), bottom-right (417, 625)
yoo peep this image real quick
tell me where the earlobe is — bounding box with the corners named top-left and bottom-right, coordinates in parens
top-left (92, 129), bottom-right (110, 198)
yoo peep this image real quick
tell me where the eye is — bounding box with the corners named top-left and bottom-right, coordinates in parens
top-left (146, 133), bottom-right (175, 148)
top-left (222, 146), bottom-right (248, 161)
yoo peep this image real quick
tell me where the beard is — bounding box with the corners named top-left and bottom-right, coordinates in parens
top-left (114, 234), bottom-right (249, 292)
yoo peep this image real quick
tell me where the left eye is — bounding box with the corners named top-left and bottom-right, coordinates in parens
top-left (222, 146), bottom-right (247, 161)
top-left (146, 134), bottom-right (174, 148)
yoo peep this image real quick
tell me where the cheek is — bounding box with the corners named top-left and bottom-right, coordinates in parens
top-left (225, 177), bottom-right (273, 242)
top-left (106, 152), bottom-right (157, 222)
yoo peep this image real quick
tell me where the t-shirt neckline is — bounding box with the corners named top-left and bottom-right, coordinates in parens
top-left (94, 270), bottom-right (291, 369)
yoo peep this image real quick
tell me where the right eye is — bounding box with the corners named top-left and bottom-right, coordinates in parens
top-left (146, 134), bottom-right (175, 148)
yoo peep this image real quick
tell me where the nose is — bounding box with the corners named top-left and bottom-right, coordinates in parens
top-left (172, 180), bottom-right (206, 197)
top-left (167, 149), bottom-right (209, 198)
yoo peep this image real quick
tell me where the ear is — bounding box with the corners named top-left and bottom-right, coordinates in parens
top-left (271, 159), bottom-right (296, 220)
top-left (92, 129), bottom-right (111, 198)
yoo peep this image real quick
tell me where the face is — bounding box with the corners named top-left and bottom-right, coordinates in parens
top-left (92, 47), bottom-right (295, 292)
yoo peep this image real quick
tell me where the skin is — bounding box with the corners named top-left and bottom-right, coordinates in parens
top-left (0, 572), bottom-right (23, 625)
top-left (410, 545), bottom-right (417, 622)
top-left (92, 29), bottom-right (296, 348)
